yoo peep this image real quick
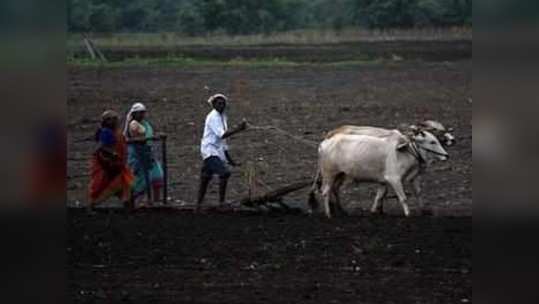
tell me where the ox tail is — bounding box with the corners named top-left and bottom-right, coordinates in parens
top-left (308, 165), bottom-right (322, 212)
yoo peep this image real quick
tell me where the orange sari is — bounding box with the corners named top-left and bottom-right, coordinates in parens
top-left (89, 129), bottom-right (134, 205)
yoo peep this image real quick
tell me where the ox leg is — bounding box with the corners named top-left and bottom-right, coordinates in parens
top-left (308, 170), bottom-right (322, 213)
top-left (404, 169), bottom-right (422, 207)
top-left (405, 169), bottom-right (424, 214)
top-left (332, 191), bottom-right (344, 216)
top-left (321, 186), bottom-right (332, 219)
top-left (321, 178), bottom-right (334, 219)
top-left (411, 176), bottom-right (423, 207)
top-left (387, 177), bottom-right (410, 217)
top-left (332, 174), bottom-right (347, 216)
top-left (371, 184), bottom-right (387, 214)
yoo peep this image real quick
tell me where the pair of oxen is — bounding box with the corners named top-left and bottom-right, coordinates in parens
top-left (309, 120), bottom-right (455, 218)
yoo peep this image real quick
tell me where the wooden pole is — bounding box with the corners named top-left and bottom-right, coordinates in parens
top-left (87, 38), bottom-right (107, 62)
top-left (161, 135), bottom-right (168, 205)
top-left (83, 38), bottom-right (96, 60)
top-left (82, 33), bottom-right (107, 62)
top-left (142, 145), bottom-right (153, 202)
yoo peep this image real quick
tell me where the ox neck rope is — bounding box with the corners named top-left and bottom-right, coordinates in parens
top-left (246, 123), bottom-right (319, 148)
top-left (408, 141), bottom-right (426, 165)
top-left (408, 140), bottom-right (448, 167)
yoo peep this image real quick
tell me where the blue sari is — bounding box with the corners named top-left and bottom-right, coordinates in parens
top-left (127, 120), bottom-right (164, 201)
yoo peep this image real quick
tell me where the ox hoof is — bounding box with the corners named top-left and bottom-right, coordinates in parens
top-left (403, 207), bottom-right (410, 217)
top-left (370, 207), bottom-right (384, 215)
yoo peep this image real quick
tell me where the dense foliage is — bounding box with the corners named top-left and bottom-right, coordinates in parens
top-left (68, 0), bottom-right (472, 34)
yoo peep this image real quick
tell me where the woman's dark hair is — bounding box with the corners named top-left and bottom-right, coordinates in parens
top-left (94, 119), bottom-right (108, 142)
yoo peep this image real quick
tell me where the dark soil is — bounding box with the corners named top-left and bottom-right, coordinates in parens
top-left (68, 59), bottom-right (471, 215)
top-left (68, 209), bottom-right (471, 303)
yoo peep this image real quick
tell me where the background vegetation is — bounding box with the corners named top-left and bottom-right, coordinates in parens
top-left (68, 0), bottom-right (472, 35)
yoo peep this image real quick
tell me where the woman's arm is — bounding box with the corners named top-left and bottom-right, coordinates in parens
top-left (126, 134), bottom-right (165, 144)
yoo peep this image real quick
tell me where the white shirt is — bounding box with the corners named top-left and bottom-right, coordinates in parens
top-left (200, 109), bottom-right (229, 161)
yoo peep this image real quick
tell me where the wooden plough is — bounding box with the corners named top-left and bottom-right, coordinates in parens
top-left (236, 179), bottom-right (312, 208)
top-left (234, 160), bottom-right (312, 212)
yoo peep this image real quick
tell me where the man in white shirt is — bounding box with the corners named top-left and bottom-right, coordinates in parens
top-left (197, 94), bottom-right (247, 211)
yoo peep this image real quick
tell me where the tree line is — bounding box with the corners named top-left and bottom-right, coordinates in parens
top-left (68, 0), bottom-right (472, 35)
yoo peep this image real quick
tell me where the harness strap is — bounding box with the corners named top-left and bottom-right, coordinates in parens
top-left (406, 139), bottom-right (447, 170)
top-left (407, 141), bottom-right (426, 165)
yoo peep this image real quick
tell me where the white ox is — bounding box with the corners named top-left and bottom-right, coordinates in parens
top-left (313, 129), bottom-right (448, 218)
top-left (325, 120), bottom-right (455, 147)
top-left (416, 120), bottom-right (455, 147)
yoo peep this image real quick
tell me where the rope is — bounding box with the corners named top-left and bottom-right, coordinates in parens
top-left (246, 123), bottom-right (319, 148)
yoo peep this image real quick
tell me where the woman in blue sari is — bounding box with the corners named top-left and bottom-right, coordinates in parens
top-left (123, 103), bottom-right (164, 205)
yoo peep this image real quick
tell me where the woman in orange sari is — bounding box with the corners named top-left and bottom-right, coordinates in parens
top-left (88, 110), bottom-right (134, 212)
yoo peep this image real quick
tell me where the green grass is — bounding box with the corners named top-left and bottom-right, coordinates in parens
top-left (68, 27), bottom-right (472, 50)
top-left (68, 56), bottom-right (299, 67)
top-left (67, 55), bottom-right (389, 68)
top-left (67, 27), bottom-right (471, 67)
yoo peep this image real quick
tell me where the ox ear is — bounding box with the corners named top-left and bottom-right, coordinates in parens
top-left (396, 137), bottom-right (409, 150)
top-left (409, 125), bottom-right (421, 135)
top-left (396, 143), bottom-right (408, 150)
